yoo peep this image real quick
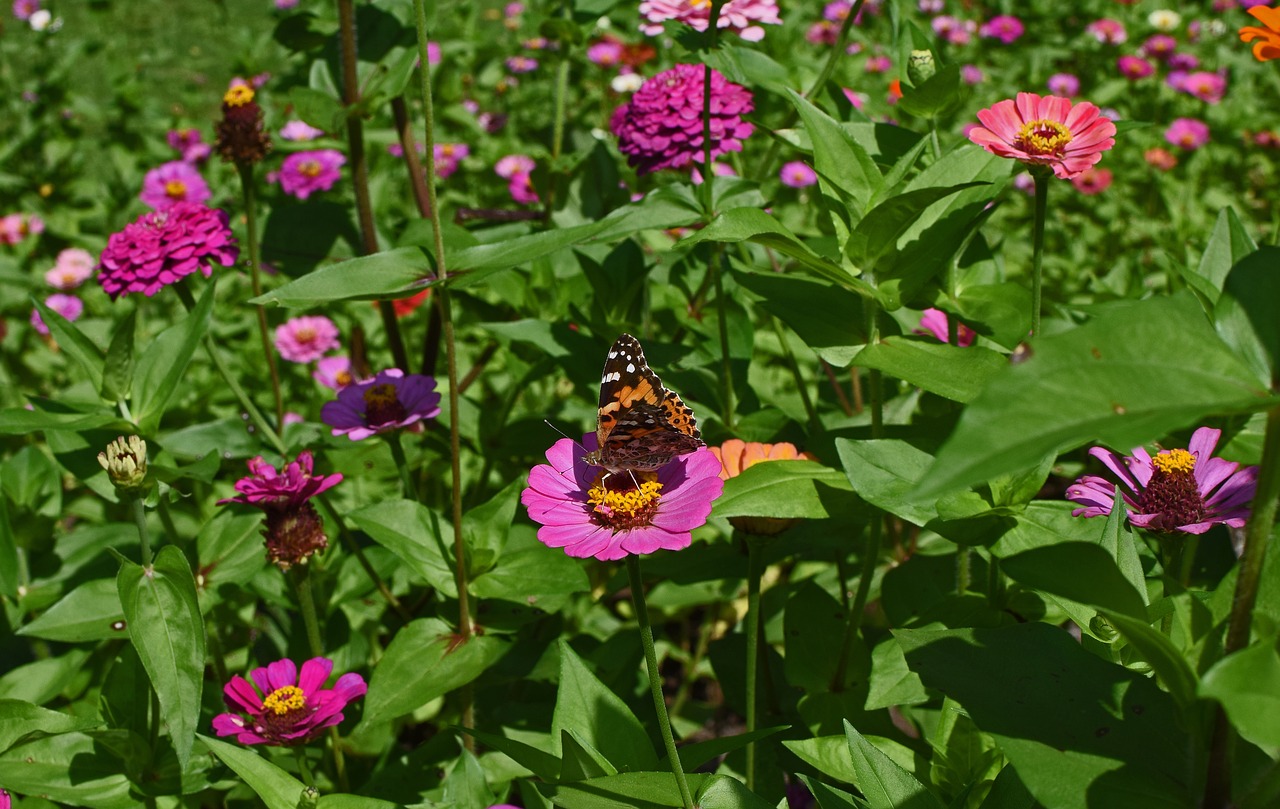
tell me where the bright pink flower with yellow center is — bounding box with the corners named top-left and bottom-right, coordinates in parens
top-left (212, 657), bottom-right (366, 746)
top-left (1066, 427), bottom-right (1258, 534)
top-left (967, 92), bottom-right (1116, 180)
top-left (139, 161), bottom-right (211, 211)
top-left (278, 149), bottom-right (345, 200)
top-left (274, 315), bottom-right (341, 364)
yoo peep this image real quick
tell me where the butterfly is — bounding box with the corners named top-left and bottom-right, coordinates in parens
top-left (582, 334), bottom-right (704, 475)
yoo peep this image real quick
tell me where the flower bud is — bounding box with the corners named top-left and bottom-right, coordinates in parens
top-left (907, 49), bottom-right (937, 86)
top-left (98, 435), bottom-right (149, 494)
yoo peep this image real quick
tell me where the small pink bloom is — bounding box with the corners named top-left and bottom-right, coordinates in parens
top-left (167, 128), bottom-right (211, 163)
top-left (275, 0), bottom-right (300, 9)
top-left (45, 247), bottom-right (96, 290)
top-left (313, 355), bottom-right (359, 391)
top-left (980, 15), bottom-right (1024, 43)
top-left (274, 315), bottom-right (341, 364)
top-left (140, 161), bottom-right (211, 210)
top-left (509, 172), bottom-right (540, 204)
top-left (1165, 118), bottom-right (1210, 150)
top-left (779, 161), bottom-right (817, 188)
top-left (278, 149), bottom-right (345, 200)
top-left (12, 0), bottom-right (38, 20)
top-left (967, 92), bottom-right (1117, 180)
top-left (30, 293), bottom-right (83, 336)
top-left (1047, 73), bottom-right (1080, 97)
top-left (434, 143), bottom-right (471, 178)
top-left (865, 55), bottom-right (891, 73)
top-left (1144, 147), bottom-right (1178, 170)
top-left (1179, 71), bottom-right (1226, 104)
top-left (1086, 18), bottom-right (1127, 44)
top-left (280, 120), bottom-right (324, 141)
top-left (587, 38), bottom-right (625, 67)
top-left (960, 65), bottom-right (984, 85)
top-left (916, 308), bottom-right (976, 347)
top-left (1117, 55), bottom-right (1154, 80)
top-left (1070, 167), bottom-right (1112, 195)
top-left (506, 55), bottom-right (538, 73)
top-left (212, 657), bottom-right (365, 746)
top-left (495, 154), bottom-right (536, 179)
top-left (0, 213), bottom-right (43, 246)
top-left (1141, 34), bottom-right (1178, 60)
top-left (639, 0), bottom-right (782, 42)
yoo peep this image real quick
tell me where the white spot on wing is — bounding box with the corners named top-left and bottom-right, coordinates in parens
top-left (626, 363), bottom-right (636, 373)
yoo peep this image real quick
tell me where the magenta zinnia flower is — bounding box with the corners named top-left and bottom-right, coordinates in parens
top-left (219, 451), bottom-right (343, 567)
top-left (980, 15), bottom-right (1024, 43)
top-left (521, 434), bottom-right (723, 561)
top-left (1066, 427), bottom-right (1258, 535)
top-left (639, 0), bottom-right (781, 42)
top-left (31, 293), bottom-right (83, 336)
top-left (1179, 71), bottom-right (1227, 104)
top-left (97, 202), bottom-right (238, 299)
top-left (1047, 73), bottom-right (1080, 97)
top-left (1086, 18), bottom-right (1127, 44)
top-left (166, 128), bottom-right (211, 163)
top-left (321, 368), bottom-right (441, 440)
top-left (495, 154), bottom-right (536, 179)
top-left (610, 64), bottom-right (754, 176)
top-left (275, 315), bottom-right (340, 364)
top-left (212, 657), bottom-right (366, 746)
top-left (967, 93), bottom-right (1116, 180)
top-left (1117, 55), bottom-right (1154, 80)
top-left (779, 161), bottom-right (817, 188)
top-left (140, 160), bottom-right (212, 211)
top-left (278, 149), bottom-right (345, 200)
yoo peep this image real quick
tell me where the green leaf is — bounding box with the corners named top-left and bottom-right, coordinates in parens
top-left (471, 532), bottom-right (591, 608)
top-left (735, 270), bottom-right (866, 367)
top-left (116, 545), bottom-right (206, 768)
top-left (0, 494), bottom-right (16, 598)
top-left (1200, 641), bottom-right (1280, 749)
top-left (785, 89), bottom-right (882, 213)
top-left (897, 624), bottom-right (1193, 809)
top-left (784, 581), bottom-right (848, 691)
top-left (666, 726), bottom-right (788, 772)
top-left (131, 279), bottom-right (215, 433)
top-left (200, 734), bottom-right (307, 809)
top-left (999, 543), bottom-right (1147, 620)
top-left (864, 637), bottom-right (928, 711)
top-left (918, 294), bottom-right (1274, 497)
top-left (854, 338), bottom-right (1008, 403)
top-left (846, 183), bottom-right (984, 271)
top-left (954, 282), bottom-right (1032, 350)
top-left (31, 295), bottom-right (104, 393)
top-left (696, 774), bottom-right (777, 809)
top-left (713, 460), bottom-right (851, 520)
top-left (290, 86), bottom-right (346, 133)
top-left (785, 736), bottom-right (860, 785)
top-left (553, 640), bottom-right (659, 771)
top-left (799, 773), bottom-right (868, 809)
top-left (100, 306), bottom-right (137, 404)
top-left (537, 772), bottom-right (713, 809)
top-left (1216, 246), bottom-right (1280, 386)
top-left (361, 618), bottom-right (508, 724)
top-left (1104, 612), bottom-right (1198, 712)
top-left (836, 438), bottom-right (935, 527)
top-left (1097, 490), bottom-right (1147, 605)
top-left (0, 407), bottom-right (121, 436)
top-left (16, 578), bottom-right (126, 642)
top-left (0, 698), bottom-right (98, 755)
top-left (561, 729), bottom-right (618, 781)
top-left (459, 727), bottom-right (561, 781)
top-left (844, 720), bottom-right (946, 809)
top-left (250, 247), bottom-right (431, 308)
top-left (348, 499), bottom-right (458, 596)
top-left (463, 477), bottom-right (524, 558)
top-left (0, 731), bottom-right (134, 809)
top-left (441, 747), bottom-right (500, 808)
top-left (1185, 207), bottom-right (1256, 305)
top-left (897, 63), bottom-right (962, 119)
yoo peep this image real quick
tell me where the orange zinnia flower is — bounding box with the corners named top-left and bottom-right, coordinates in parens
top-left (1240, 6), bottom-right (1280, 62)
top-left (710, 439), bottom-right (816, 536)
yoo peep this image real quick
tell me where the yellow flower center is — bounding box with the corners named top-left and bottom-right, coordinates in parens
top-left (1016, 119), bottom-right (1073, 156)
top-left (336, 370), bottom-right (353, 387)
top-left (588, 473), bottom-right (663, 529)
top-left (1152, 448), bottom-right (1195, 475)
top-left (295, 327), bottom-right (316, 343)
top-left (298, 160), bottom-right (322, 177)
top-left (224, 84), bottom-right (255, 107)
top-left (262, 685), bottom-right (307, 715)
top-left (164, 180), bottom-right (188, 199)
top-left (441, 144), bottom-right (456, 157)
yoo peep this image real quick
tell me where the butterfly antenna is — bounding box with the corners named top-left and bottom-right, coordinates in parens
top-left (544, 419), bottom-right (589, 455)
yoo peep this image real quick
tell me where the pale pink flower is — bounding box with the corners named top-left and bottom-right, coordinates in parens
top-left (280, 120), bottom-right (325, 141)
top-left (495, 154), bottom-right (536, 179)
top-left (45, 248), bottom-right (96, 290)
top-left (140, 161), bottom-right (212, 210)
top-left (639, 0), bottom-right (782, 43)
top-left (779, 161), bottom-right (817, 188)
top-left (274, 315), bottom-right (341, 363)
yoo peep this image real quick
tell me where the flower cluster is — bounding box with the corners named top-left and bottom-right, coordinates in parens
top-left (97, 202), bottom-right (238, 299)
top-left (212, 657), bottom-right (366, 746)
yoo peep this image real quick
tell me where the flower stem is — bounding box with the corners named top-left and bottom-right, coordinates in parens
top-left (129, 495), bottom-right (153, 567)
top-left (236, 162), bottom-right (285, 433)
top-left (711, 246), bottom-right (736, 432)
top-left (294, 748), bottom-right (315, 788)
top-left (1030, 172), bottom-right (1050, 338)
top-left (743, 536), bottom-right (763, 792)
top-left (831, 512), bottom-right (882, 691)
top-left (626, 554), bottom-right (695, 809)
top-left (291, 566), bottom-right (324, 659)
top-left (385, 431), bottom-right (418, 501)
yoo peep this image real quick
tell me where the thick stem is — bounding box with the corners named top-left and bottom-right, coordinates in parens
top-left (744, 537), bottom-right (763, 792)
top-left (237, 162), bottom-right (285, 433)
top-left (1030, 172), bottom-right (1050, 338)
top-left (390, 96), bottom-right (433, 218)
top-left (130, 496), bottom-right (153, 567)
top-left (626, 555), bottom-right (695, 809)
top-left (385, 431), bottom-right (418, 501)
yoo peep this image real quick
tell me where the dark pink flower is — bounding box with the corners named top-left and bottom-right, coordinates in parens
top-left (278, 149), bottom-right (345, 200)
top-left (1117, 55), bottom-right (1154, 80)
top-left (0, 213), bottom-right (43, 246)
top-left (1166, 118), bottom-right (1209, 150)
top-left (495, 154), bottom-right (535, 179)
top-left (12, 0), bottom-right (37, 20)
top-left (0, 788), bottom-right (11, 809)
top-left (321, 368), bottom-right (441, 440)
top-left (212, 657), bottom-right (366, 746)
top-left (1067, 427), bottom-right (1257, 534)
top-left (140, 161), bottom-right (212, 210)
top-left (1179, 71), bottom-right (1227, 104)
top-left (97, 202), bottom-right (238, 299)
top-left (916, 308), bottom-right (976, 346)
top-left (609, 64), bottom-right (754, 176)
top-left (313, 355), bottom-right (360, 391)
top-left (588, 38), bottom-right (625, 66)
top-left (275, 315), bottom-right (340, 363)
top-left (434, 143), bottom-right (471, 178)
top-left (968, 93), bottom-right (1116, 180)
top-left (639, 0), bottom-right (781, 42)
top-left (1141, 34), bottom-right (1178, 61)
top-left (166, 128), bottom-right (211, 163)
top-left (1070, 167), bottom-right (1112, 195)
top-left (219, 451), bottom-right (342, 568)
top-left (521, 433), bottom-right (723, 561)
top-left (980, 15), bottom-right (1024, 43)
top-left (509, 173), bottom-right (540, 204)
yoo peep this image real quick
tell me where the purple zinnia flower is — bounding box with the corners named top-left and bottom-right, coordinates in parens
top-left (609, 64), bottom-right (754, 176)
top-left (980, 14), bottom-right (1024, 43)
top-left (321, 368), bottom-right (441, 440)
top-left (212, 657), bottom-right (366, 746)
top-left (916, 308), bottom-right (976, 347)
top-left (521, 434), bottom-right (724, 561)
top-left (1166, 118), bottom-right (1210, 150)
top-left (139, 161), bottom-right (212, 211)
top-left (30, 293), bottom-right (83, 336)
top-left (779, 161), bottom-right (817, 188)
top-left (1047, 73), bottom-right (1080, 97)
top-left (275, 315), bottom-right (340, 363)
top-left (278, 149), bottom-right (345, 200)
top-left (167, 128), bottom-right (211, 163)
top-left (97, 203), bottom-right (238, 299)
top-left (1066, 427), bottom-right (1258, 534)
top-left (219, 451), bottom-right (343, 568)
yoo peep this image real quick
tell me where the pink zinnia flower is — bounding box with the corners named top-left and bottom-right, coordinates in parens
top-left (639, 0), bottom-right (782, 42)
top-left (609, 64), bottom-right (754, 176)
top-left (506, 55), bottom-right (538, 73)
top-left (806, 21), bottom-right (839, 45)
top-left (434, 143), bottom-right (470, 178)
top-left (1168, 52), bottom-right (1199, 72)
top-left (1047, 73), bottom-right (1080, 97)
top-left (916, 308), bottom-right (976, 347)
top-left (960, 65), bottom-right (984, 85)
top-left (1070, 167), bottom-right (1112, 195)
top-left (521, 434), bottom-right (724, 561)
top-left (1117, 55), bottom-right (1154, 80)
top-left (980, 15), bottom-right (1024, 43)
top-left (45, 247), bottom-right (96, 290)
top-left (1141, 34), bottom-right (1178, 61)
top-left (167, 128), bottom-right (211, 163)
top-left (212, 657), bottom-right (366, 746)
top-left (1166, 118), bottom-right (1210, 150)
top-left (865, 55), bottom-right (892, 74)
top-left (280, 120), bottom-right (324, 141)
top-left (509, 173), bottom-right (540, 204)
top-left (587, 38), bottom-right (625, 67)
top-left (12, 0), bottom-right (38, 20)
top-left (779, 161), bottom-right (817, 188)
top-left (495, 154), bottom-right (535, 179)
top-left (321, 368), bottom-right (441, 440)
top-left (1086, 18), bottom-right (1127, 44)
top-left (1179, 71), bottom-right (1227, 104)
top-left (275, 0), bottom-right (299, 9)
top-left (30, 293), bottom-right (83, 336)
top-left (0, 789), bottom-right (11, 809)
top-left (1144, 147), bottom-right (1178, 170)
top-left (278, 149), bottom-right (345, 200)
top-left (1067, 427), bottom-right (1258, 534)
top-left (219, 451), bottom-right (343, 568)
top-left (0, 213), bottom-right (44, 246)
top-left (139, 161), bottom-right (212, 210)
top-left (313, 355), bottom-right (359, 391)
top-left (918, 0), bottom-right (943, 12)
top-left (97, 202), bottom-right (238, 299)
top-left (967, 93), bottom-right (1117, 180)
top-left (274, 315), bottom-right (340, 363)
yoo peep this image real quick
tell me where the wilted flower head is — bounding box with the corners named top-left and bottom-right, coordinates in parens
top-left (521, 434), bottom-right (724, 560)
top-left (968, 92), bottom-right (1116, 180)
top-left (1067, 427), bottom-right (1257, 534)
top-left (779, 161), bottom-right (817, 188)
top-left (30, 293), bottom-right (83, 336)
top-left (212, 657), bottom-right (366, 746)
top-left (219, 451), bottom-right (343, 568)
top-left (275, 315), bottom-right (341, 364)
top-left (98, 435), bottom-right (148, 494)
top-left (1165, 117), bottom-right (1210, 149)
top-left (140, 161), bottom-right (212, 210)
top-left (278, 150), bottom-right (345, 200)
top-left (97, 203), bottom-right (238, 299)
top-left (321, 368), bottom-right (441, 440)
top-left (917, 308), bottom-right (976, 346)
top-left (214, 83), bottom-right (271, 166)
top-left (167, 128), bottom-right (211, 163)
top-left (610, 64), bottom-right (754, 176)
top-left (1087, 18), bottom-right (1127, 44)
top-left (280, 120), bottom-right (324, 141)
top-left (45, 247), bottom-right (95, 290)
top-left (639, 0), bottom-right (782, 42)
top-left (1241, 6), bottom-right (1280, 61)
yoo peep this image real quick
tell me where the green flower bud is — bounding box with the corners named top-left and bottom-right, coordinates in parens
top-left (908, 49), bottom-right (937, 86)
top-left (98, 435), bottom-right (148, 494)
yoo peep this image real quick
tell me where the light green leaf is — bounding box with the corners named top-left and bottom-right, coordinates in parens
top-left (201, 734), bottom-right (307, 809)
top-left (1200, 641), bottom-right (1280, 750)
top-left (854, 338), bottom-right (1008, 403)
top-left (131, 279), bottom-right (215, 433)
top-left (712, 460), bottom-right (851, 520)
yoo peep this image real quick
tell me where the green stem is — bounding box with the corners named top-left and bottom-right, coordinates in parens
top-left (711, 247), bottom-right (735, 431)
top-left (626, 555), bottom-right (695, 809)
top-left (129, 496), bottom-right (153, 567)
top-left (237, 162), bottom-right (285, 433)
top-left (670, 608), bottom-right (714, 719)
top-left (744, 536), bottom-right (763, 792)
top-left (831, 514), bottom-right (882, 691)
top-left (294, 748), bottom-right (316, 788)
top-left (770, 316), bottom-right (818, 430)
top-left (956, 547), bottom-right (971, 594)
top-left (155, 497), bottom-right (179, 547)
top-left (385, 431), bottom-right (418, 501)
top-left (1030, 172), bottom-right (1050, 338)
top-left (291, 566), bottom-right (324, 658)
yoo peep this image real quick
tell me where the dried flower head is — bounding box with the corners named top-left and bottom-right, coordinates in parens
top-left (215, 83), bottom-right (271, 166)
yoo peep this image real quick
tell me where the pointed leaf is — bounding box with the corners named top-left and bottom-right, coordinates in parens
top-left (713, 460), bottom-right (851, 520)
top-left (844, 720), bottom-right (946, 809)
top-left (1000, 543), bottom-right (1147, 620)
top-left (0, 731), bottom-right (134, 809)
top-left (735, 270), bottom-right (866, 367)
top-left (348, 499), bottom-right (458, 596)
top-left (250, 247), bottom-right (432, 308)
top-left (1185, 207), bottom-right (1256, 304)
top-left (31, 295), bottom-right (104, 393)
top-left (201, 734), bottom-right (307, 809)
top-left (1216, 246), bottom-right (1280, 385)
top-left (17, 578), bottom-right (126, 642)
top-left (785, 89), bottom-right (881, 212)
top-left (1200, 641), bottom-right (1280, 750)
top-left (847, 183), bottom-right (984, 270)
top-left (0, 699), bottom-right (98, 755)
top-left (553, 640), bottom-right (659, 771)
top-left (854, 338), bottom-right (1007, 403)
top-left (131, 279), bottom-right (215, 432)
top-left (101, 306), bottom-right (137, 404)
